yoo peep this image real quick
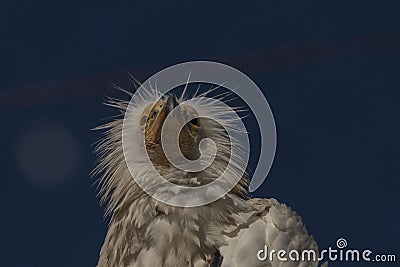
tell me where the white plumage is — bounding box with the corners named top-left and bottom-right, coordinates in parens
top-left (93, 82), bottom-right (326, 267)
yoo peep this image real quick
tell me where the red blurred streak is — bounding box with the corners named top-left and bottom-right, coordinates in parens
top-left (1, 32), bottom-right (399, 110)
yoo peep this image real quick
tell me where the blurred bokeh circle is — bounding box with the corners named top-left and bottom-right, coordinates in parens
top-left (15, 120), bottom-right (80, 190)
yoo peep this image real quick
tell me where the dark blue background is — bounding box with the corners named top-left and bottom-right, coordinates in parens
top-left (1, 1), bottom-right (399, 266)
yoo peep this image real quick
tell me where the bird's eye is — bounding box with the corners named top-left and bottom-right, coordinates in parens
top-left (140, 115), bottom-right (147, 126)
top-left (190, 118), bottom-right (200, 127)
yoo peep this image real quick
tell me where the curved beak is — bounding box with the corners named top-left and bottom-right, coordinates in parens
top-left (145, 95), bottom-right (192, 147)
top-left (165, 94), bottom-right (179, 114)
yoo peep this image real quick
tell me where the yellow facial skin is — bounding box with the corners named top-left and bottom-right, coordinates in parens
top-left (140, 101), bottom-right (165, 147)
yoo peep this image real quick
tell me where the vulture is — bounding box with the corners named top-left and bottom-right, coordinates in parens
top-left (93, 81), bottom-right (327, 267)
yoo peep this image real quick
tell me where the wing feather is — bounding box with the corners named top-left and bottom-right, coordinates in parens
top-left (218, 198), bottom-right (326, 267)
